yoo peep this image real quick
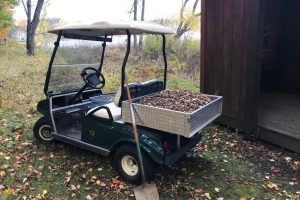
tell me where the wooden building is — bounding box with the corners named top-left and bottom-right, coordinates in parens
top-left (200, 0), bottom-right (300, 153)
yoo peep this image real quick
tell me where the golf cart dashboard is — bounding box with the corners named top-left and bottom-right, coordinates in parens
top-left (37, 89), bottom-right (102, 115)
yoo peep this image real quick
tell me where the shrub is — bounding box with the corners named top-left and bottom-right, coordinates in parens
top-left (142, 35), bottom-right (200, 76)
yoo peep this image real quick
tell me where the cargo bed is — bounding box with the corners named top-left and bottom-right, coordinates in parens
top-left (122, 94), bottom-right (223, 138)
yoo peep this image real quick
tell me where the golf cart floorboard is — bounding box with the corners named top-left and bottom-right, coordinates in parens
top-left (60, 129), bottom-right (82, 140)
top-left (52, 131), bottom-right (110, 156)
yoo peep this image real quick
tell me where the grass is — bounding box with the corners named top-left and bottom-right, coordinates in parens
top-left (0, 41), bottom-right (299, 199)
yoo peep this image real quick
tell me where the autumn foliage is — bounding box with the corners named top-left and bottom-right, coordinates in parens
top-left (0, 1), bottom-right (14, 40)
top-left (0, 27), bottom-right (9, 40)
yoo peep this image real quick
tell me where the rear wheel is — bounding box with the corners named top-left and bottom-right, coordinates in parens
top-left (33, 117), bottom-right (54, 142)
top-left (113, 145), bottom-right (155, 185)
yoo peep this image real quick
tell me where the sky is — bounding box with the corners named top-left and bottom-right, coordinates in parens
top-left (13, 0), bottom-right (200, 23)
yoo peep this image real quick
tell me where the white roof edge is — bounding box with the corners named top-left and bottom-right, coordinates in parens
top-left (48, 20), bottom-right (175, 36)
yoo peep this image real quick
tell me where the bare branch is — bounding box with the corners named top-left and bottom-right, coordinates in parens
top-left (21, 0), bottom-right (29, 18)
top-left (176, 0), bottom-right (189, 37)
top-left (192, 0), bottom-right (199, 14)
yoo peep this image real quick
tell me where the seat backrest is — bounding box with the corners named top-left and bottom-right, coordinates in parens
top-left (114, 83), bottom-right (137, 107)
top-left (114, 87), bottom-right (122, 107)
top-left (114, 79), bottom-right (164, 107)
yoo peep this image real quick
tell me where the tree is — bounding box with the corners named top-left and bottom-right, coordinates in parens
top-left (0, 0), bottom-right (18, 42)
top-left (175, 0), bottom-right (200, 38)
top-left (138, 0), bottom-right (145, 50)
top-left (22, 0), bottom-right (45, 55)
top-left (133, 0), bottom-right (138, 51)
top-left (129, 0), bottom-right (139, 53)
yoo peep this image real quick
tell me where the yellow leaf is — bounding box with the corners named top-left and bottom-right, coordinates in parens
top-left (204, 193), bottom-right (211, 200)
top-left (41, 190), bottom-right (48, 198)
top-left (240, 197), bottom-right (247, 200)
top-left (266, 182), bottom-right (278, 190)
top-left (86, 195), bottom-right (92, 200)
top-left (95, 180), bottom-right (101, 185)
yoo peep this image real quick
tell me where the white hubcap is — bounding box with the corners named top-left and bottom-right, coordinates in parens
top-left (38, 125), bottom-right (53, 141)
top-left (121, 155), bottom-right (138, 176)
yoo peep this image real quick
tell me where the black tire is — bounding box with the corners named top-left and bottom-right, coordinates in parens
top-left (113, 145), bottom-right (155, 185)
top-left (33, 117), bottom-right (54, 142)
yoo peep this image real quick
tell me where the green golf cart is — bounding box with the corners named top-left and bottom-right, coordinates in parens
top-left (33, 21), bottom-right (208, 185)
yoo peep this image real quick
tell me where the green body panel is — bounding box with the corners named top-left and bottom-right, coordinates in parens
top-left (37, 99), bottom-right (50, 115)
top-left (81, 116), bottom-right (165, 164)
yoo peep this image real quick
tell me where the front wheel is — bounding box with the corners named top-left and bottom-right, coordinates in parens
top-left (113, 145), bottom-right (155, 185)
top-left (33, 117), bottom-right (54, 142)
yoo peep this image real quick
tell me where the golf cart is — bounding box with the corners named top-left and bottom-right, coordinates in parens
top-left (34, 21), bottom-right (221, 185)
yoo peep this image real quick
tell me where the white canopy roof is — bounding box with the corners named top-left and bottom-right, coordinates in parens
top-left (48, 21), bottom-right (175, 36)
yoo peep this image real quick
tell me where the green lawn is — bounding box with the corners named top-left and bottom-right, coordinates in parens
top-left (0, 42), bottom-right (299, 200)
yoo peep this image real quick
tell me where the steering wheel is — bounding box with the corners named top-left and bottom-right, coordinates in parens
top-left (68, 67), bottom-right (105, 104)
top-left (81, 67), bottom-right (105, 89)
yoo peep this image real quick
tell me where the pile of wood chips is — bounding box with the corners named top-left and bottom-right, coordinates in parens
top-left (137, 90), bottom-right (212, 113)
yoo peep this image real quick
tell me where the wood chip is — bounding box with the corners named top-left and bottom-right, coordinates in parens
top-left (137, 90), bottom-right (211, 113)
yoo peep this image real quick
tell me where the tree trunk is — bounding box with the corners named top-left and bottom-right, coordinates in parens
top-left (138, 0), bottom-right (145, 51)
top-left (133, 0), bottom-right (138, 53)
top-left (26, 24), bottom-right (35, 55)
top-left (24, 0), bottom-right (44, 56)
top-left (176, 0), bottom-right (189, 38)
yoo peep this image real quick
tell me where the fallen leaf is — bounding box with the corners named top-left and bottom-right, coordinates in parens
top-left (288, 182), bottom-right (296, 186)
top-left (214, 187), bottom-right (220, 192)
top-left (64, 177), bottom-right (71, 185)
top-left (0, 171), bottom-right (6, 177)
top-left (70, 185), bottom-right (77, 191)
top-left (266, 182), bottom-right (279, 190)
top-left (41, 190), bottom-right (47, 198)
top-left (285, 157), bottom-right (292, 162)
top-left (195, 188), bottom-right (204, 193)
top-left (112, 179), bottom-right (120, 185)
top-left (86, 195), bottom-right (92, 200)
top-left (100, 182), bottom-right (106, 187)
top-left (204, 192), bottom-right (211, 199)
top-left (95, 180), bottom-right (101, 185)
top-left (271, 167), bottom-right (281, 173)
top-left (240, 197), bottom-right (247, 200)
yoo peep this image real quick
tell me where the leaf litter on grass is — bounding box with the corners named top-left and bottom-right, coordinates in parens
top-left (0, 43), bottom-right (299, 199)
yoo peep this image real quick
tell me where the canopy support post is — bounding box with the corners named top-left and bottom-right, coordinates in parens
top-left (162, 34), bottom-right (168, 90)
top-left (120, 30), bottom-right (131, 106)
top-left (44, 30), bottom-right (63, 96)
top-left (98, 35), bottom-right (107, 72)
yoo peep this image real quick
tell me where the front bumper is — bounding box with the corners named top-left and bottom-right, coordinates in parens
top-left (164, 132), bottom-right (202, 165)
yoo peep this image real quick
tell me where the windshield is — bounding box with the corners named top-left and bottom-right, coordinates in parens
top-left (47, 37), bottom-right (102, 94)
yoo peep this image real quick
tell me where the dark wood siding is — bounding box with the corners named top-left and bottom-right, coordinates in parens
top-left (201, 0), bottom-right (262, 136)
top-left (281, 1), bottom-right (300, 93)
